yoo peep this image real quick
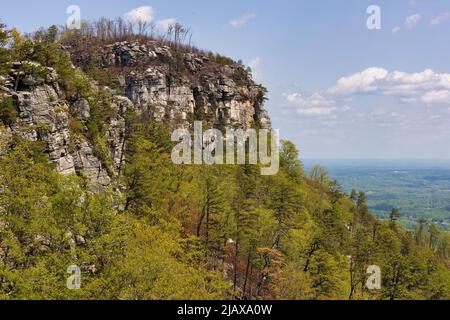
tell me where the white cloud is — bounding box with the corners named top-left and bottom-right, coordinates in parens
top-left (392, 26), bottom-right (400, 34)
top-left (297, 107), bottom-right (338, 116)
top-left (430, 12), bottom-right (450, 26)
top-left (156, 18), bottom-right (177, 32)
top-left (230, 13), bottom-right (256, 28)
top-left (123, 6), bottom-right (155, 24)
top-left (405, 14), bottom-right (421, 29)
top-left (370, 108), bottom-right (404, 119)
top-left (329, 67), bottom-right (450, 104)
top-left (328, 67), bottom-right (389, 95)
top-left (248, 57), bottom-right (263, 81)
top-left (401, 97), bottom-right (418, 104)
top-left (286, 92), bottom-right (338, 117)
top-left (287, 67), bottom-right (450, 122)
top-left (421, 90), bottom-right (450, 104)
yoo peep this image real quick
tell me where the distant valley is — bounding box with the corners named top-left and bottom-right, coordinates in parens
top-left (304, 159), bottom-right (450, 231)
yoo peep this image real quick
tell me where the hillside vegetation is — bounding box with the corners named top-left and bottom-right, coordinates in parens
top-left (0, 22), bottom-right (449, 300)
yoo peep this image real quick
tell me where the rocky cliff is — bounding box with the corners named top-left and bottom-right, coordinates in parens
top-left (0, 39), bottom-right (271, 187)
top-left (68, 40), bottom-right (271, 129)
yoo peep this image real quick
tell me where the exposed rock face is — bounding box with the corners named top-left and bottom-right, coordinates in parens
top-left (3, 62), bottom-right (76, 176)
top-left (0, 62), bottom-right (132, 188)
top-left (125, 68), bottom-right (195, 124)
top-left (74, 40), bottom-right (272, 130)
top-left (107, 96), bottom-right (134, 173)
top-left (0, 40), bottom-right (271, 187)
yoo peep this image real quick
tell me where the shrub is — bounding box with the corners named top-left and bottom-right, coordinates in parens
top-left (0, 22), bottom-right (11, 76)
top-left (67, 69), bottom-right (92, 100)
top-left (0, 95), bottom-right (17, 126)
top-left (85, 57), bottom-right (121, 90)
top-left (232, 67), bottom-right (250, 87)
top-left (18, 62), bottom-right (50, 84)
top-left (214, 54), bottom-right (234, 65)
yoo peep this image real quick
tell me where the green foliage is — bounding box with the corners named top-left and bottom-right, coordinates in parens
top-left (0, 139), bottom-right (230, 299)
top-left (1, 125), bottom-right (449, 301)
top-left (43, 25), bottom-right (58, 45)
top-left (87, 219), bottom-right (230, 300)
top-left (232, 67), bottom-right (249, 86)
top-left (214, 54), bottom-right (235, 65)
top-left (0, 95), bottom-right (17, 126)
top-left (257, 85), bottom-right (268, 100)
top-left (309, 164), bottom-right (331, 185)
top-left (18, 62), bottom-right (50, 84)
top-left (0, 22), bottom-right (9, 48)
top-left (10, 28), bottom-right (92, 101)
top-left (85, 56), bottom-right (120, 91)
top-left (0, 22), bottom-right (11, 76)
top-left (280, 140), bottom-right (304, 180)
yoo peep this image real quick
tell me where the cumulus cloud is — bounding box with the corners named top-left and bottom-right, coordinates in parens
top-left (156, 18), bottom-right (177, 32)
top-left (288, 67), bottom-right (450, 119)
top-left (230, 12), bottom-right (256, 28)
top-left (123, 6), bottom-right (155, 24)
top-left (286, 92), bottom-right (338, 116)
top-left (328, 67), bottom-right (389, 95)
top-left (248, 57), bottom-right (263, 81)
top-left (329, 67), bottom-right (450, 104)
top-left (405, 14), bottom-right (421, 29)
top-left (430, 12), bottom-right (450, 26)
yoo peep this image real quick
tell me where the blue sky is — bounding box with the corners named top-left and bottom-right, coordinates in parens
top-left (1, 0), bottom-right (450, 159)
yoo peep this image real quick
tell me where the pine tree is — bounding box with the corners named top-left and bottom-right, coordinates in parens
top-left (390, 208), bottom-right (400, 223)
top-left (0, 22), bottom-right (11, 76)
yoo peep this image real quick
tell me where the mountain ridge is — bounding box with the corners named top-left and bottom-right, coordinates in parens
top-left (1, 31), bottom-right (270, 188)
top-left (0, 22), bottom-right (448, 300)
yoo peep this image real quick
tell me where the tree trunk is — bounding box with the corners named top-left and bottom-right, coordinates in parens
top-left (242, 249), bottom-right (252, 299)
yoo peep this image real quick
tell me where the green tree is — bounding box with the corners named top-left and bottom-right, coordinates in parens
top-left (309, 164), bottom-right (330, 185)
top-left (279, 140), bottom-right (303, 180)
top-left (0, 22), bottom-right (11, 76)
top-left (43, 25), bottom-right (58, 44)
top-left (0, 95), bottom-right (17, 126)
top-left (390, 208), bottom-right (400, 223)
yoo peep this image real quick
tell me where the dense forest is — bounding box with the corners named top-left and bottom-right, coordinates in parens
top-left (0, 21), bottom-right (449, 300)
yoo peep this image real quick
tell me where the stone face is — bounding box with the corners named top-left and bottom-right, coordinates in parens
top-left (125, 68), bottom-right (196, 123)
top-left (81, 40), bottom-right (272, 130)
top-left (107, 95), bottom-right (134, 175)
top-left (122, 66), bottom-right (269, 129)
top-left (1, 61), bottom-right (138, 188)
top-left (6, 63), bottom-right (77, 176)
top-left (73, 99), bottom-right (91, 120)
top-left (72, 140), bottom-right (111, 187)
top-left (0, 40), bottom-right (272, 187)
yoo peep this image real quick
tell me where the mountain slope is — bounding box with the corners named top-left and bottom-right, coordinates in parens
top-left (0, 22), bottom-right (449, 300)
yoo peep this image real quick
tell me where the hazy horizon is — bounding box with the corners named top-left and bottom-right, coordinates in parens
top-left (302, 158), bottom-right (450, 169)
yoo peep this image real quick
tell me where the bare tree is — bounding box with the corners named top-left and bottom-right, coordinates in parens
top-left (137, 21), bottom-right (148, 36)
